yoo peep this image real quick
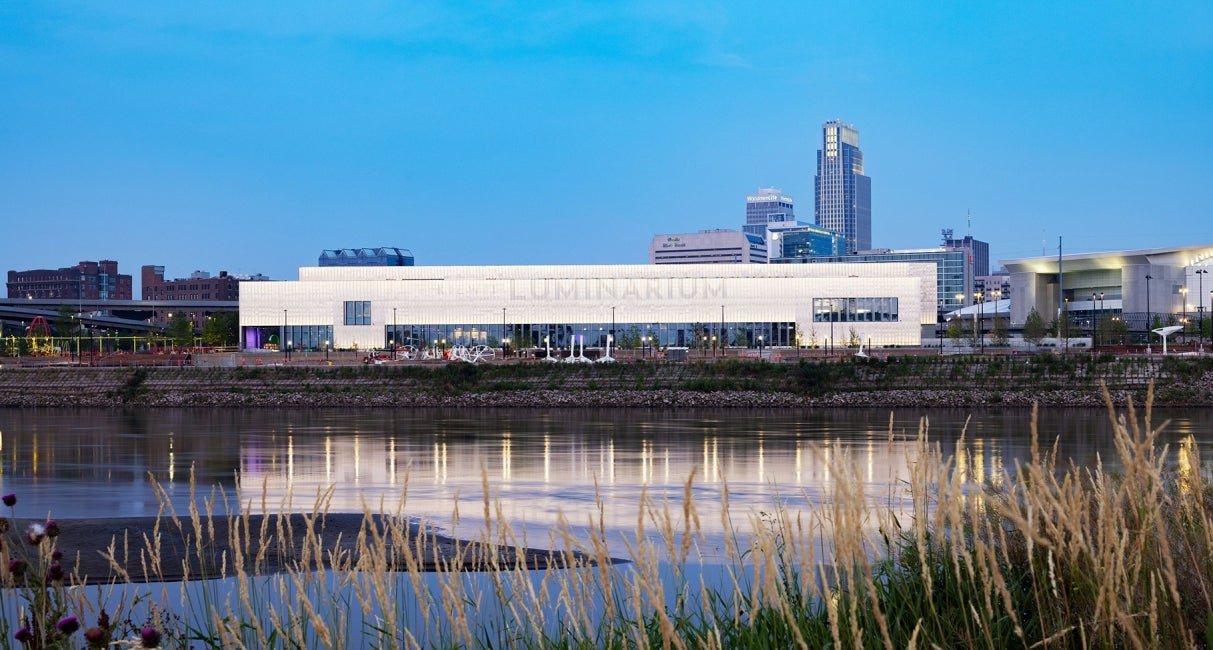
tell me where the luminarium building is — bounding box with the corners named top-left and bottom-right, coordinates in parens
top-left (240, 262), bottom-right (936, 353)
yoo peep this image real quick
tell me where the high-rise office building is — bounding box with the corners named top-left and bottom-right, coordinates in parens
top-left (815, 121), bottom-right (871, 254)
top-left (744, 188), bottom-right (795, 238)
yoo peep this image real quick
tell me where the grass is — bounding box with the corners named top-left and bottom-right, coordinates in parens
top-left (3, 383), bottom-right (1212, 648)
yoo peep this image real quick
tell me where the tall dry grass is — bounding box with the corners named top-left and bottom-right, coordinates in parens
top-left (3, 383), bottom-right (1212, 648)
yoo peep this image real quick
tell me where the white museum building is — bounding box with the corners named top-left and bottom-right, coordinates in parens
top-left (239, 262), bottom-right (936, 353)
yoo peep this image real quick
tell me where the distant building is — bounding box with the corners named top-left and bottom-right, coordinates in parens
top-left (975, 274), bottom-right (1010, 301)
top-left (815, 121), bottom-right (871, 254)
top-left (942, 233), bottom-right (990, 300)
top-left (7, 260), bottom-right (131, 300)
top-left (142, 265), bottom-right (251, 330)
top-left (1001, 244), bottom-right (1213, 336)
top-left (319, 247), bottom-right (414, 267)
top-left (744, 188), bottom-right (796, 239)
top-left (777, 247), bottom-right (969, 318)
top-left (770, 223), bottom-right (847, 259)
top-left (649, 230), bottom-right (768, 264)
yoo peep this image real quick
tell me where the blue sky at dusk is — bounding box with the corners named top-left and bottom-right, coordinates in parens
top-left (2, 1), bottom-right (1211, 287)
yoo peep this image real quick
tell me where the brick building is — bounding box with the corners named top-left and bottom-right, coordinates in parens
top-left (6, 260), bottom-right (132, 300)
top-left (142, 265), bottom-right (243, 329)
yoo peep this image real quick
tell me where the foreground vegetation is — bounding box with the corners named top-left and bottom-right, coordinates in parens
top-left (2, 385), bottom-right (1212, 648)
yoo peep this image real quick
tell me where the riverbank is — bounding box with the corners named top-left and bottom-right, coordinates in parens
top-left (2, 354), bottom-right (1212, 407)
top-left (12, 513), bottom-right (587, 582)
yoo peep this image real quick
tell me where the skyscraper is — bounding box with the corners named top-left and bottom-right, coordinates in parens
top-left (744, 187), bottom-right (795, 239)
top-left (815, 121), bottom-right (871, 254)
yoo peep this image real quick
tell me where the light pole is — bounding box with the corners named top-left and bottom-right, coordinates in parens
top-left (611, 306), bottom-right (616, 348)
top-left (392, 307), bottom-right (397, 360)
top-left (758, 334), bottom-right (764, 359)
top-left (282, 309), bottom-right (287, 360)
top-left (324, 339), bottom-right (330, 362)
top-left (1180, 287), bottom-right (1188, 345)
top-left (502, 307), bottom-right (507, 358)
top-left (1063, 298), bottom-right (1070, 354)
top-left (1198, 269), bottom-right (1209, 353)
top-left (1092, 292), bottom-right (1098, 351)
top-left (1145, 274), bottom-right (1153, 353)
top-left (975, 290), bottom-right (984, 354)
top-left (1099, 292), bottom-right (1105, 349)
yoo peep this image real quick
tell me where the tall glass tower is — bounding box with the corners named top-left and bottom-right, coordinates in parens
top-left (814, 121), bottom-right (871, 254)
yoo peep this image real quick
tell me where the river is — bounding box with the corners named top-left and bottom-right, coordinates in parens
top-left (2, 406), bottom-right (1209, 557)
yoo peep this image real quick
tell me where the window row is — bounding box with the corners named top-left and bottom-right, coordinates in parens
top-left (812, 297), bottom-right (899, 322)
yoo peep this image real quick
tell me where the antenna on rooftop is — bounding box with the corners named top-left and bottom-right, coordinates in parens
top-left (967, 209), bottom-right (972, 237)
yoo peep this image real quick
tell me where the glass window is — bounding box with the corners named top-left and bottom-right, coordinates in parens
top-left (343, 301), bottom-right (372, 326)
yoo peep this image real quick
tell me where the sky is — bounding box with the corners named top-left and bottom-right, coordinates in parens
top-left (2, 1), bottom-right (1212, 292)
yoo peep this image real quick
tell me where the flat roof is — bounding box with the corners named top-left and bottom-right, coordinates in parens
top-left (1001, 244), bottom-right (1213, 274)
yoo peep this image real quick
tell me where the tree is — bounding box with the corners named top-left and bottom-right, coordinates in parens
top-left (620, 326), bottom-right (642, 350)
top-left (167, 313), bottom-right (194, 347)
top-left (805, 325), bottom-right (819, 349)
top-left (990, 317), bottom-right (1010, 347)
top-left (53, 305), bottom-right (80, 338)
top-left (946, 317), bottom-right (963, 341)
top-left (846, 327), bottom-right (861, 348)
top-left (201, 312), bottom-right (238, 346)
top-left (1023, 308), bottom-right (1047, 349)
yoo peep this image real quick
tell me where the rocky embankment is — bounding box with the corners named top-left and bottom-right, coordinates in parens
top-left (1, 357), bottom-right (1211, 408)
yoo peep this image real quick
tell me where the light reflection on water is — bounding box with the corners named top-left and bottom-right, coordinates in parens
top-left (1, 407), bottom-right (1211, 558)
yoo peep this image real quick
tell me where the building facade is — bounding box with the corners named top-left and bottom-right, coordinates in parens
top-left (239, 262), bottom-right (936, 352)
top-left (743, 188), bottom-right (795, 239)
top-left (649, 230), bottom-right (768, 264)
top-left (319, 247), bottom-right (415, 267)
top-left (776, 248), bottom-right (968, 318)
top-left (815, 121), bottom-right (871, 254)
top-left (6, 260), bottom-right (132, 300)
top-left (142, 265), bottom-right (243, 330)
top-left (1001, 245), bottom-right (1213, 337)
top-left (772, 224), bottom-right (848, 259)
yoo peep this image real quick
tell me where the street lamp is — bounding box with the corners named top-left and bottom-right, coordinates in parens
top-left (1092, 292), bottom-right (1098, 351)
top-left (502, 307), bottom-right (507, 357)
top-left (758, 335), bottom-right (764, 359)
top-left (641, 336), bottom-right (648, 358)
top-left (283, 309), bottom-right (287, 360)
top-left (392, 307), bottom-right (397, 360)
top-left (503, 337), bottom-right (510, 361)
top-left (1063, 298), bottom-right (1070, 354)
top-left (975, 290), bottom-right (984, 354)
top-left (1145, 274), bottom-right (1153, 353)
top-left (1180, 287), bottom-right (1188, 345)
top-left (1197, 269), bottom-right (1209, 353)
top-left (324, 339), bottom-right (330, 361)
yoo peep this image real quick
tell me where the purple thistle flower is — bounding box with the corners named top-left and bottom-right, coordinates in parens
top-left (13, 626), bottom-right (32, 642)
top-left (84, 626), bottom-right (109, 647)
top-left (45, 519), bottom-right (60, 538)
top-left (56, 615), bottom-right (80, 635)
top-left (140, 625), bottom-right (162, 648)
top-left (51, 550), bottom-right (63, 561)
top-left (7, 558), bottom-right (26, 577)
top-left (1, 493), bottom-right (15, 507)
top-left (48, 562), bottom-right (64, 582)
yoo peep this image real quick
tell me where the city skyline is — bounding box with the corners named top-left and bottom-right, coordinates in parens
top-left (2, 2), bottom-right (1211, 287)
